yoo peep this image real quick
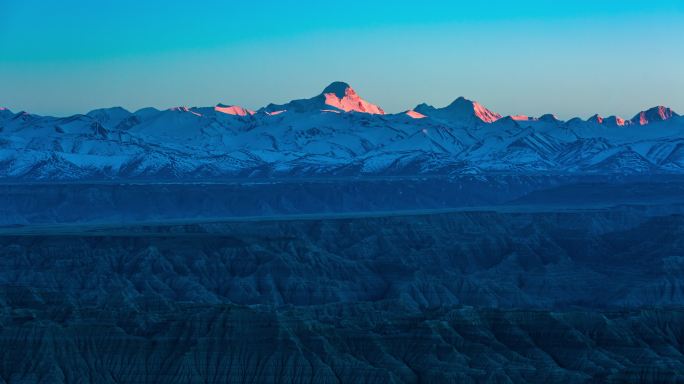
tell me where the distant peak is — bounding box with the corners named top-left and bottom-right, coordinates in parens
top-left (446, 96), bottom-right (471, 108)
top-left (215, 104), bottom-right (255, 117)
top-left (632, 106), bottom-right (678, 125)
top-left (605, 115), bottom-right (628, 126)
top-left (447, 97), bottom-right (501, 123)
top-left (539, 114), bottom-right (559, 122)
top-left (134, 107), bottom-right (160, 115)
top-left (588, 114), bottom-right (604, 124)
top-left (321, 82), bottom-right (384, 115)
top-left (414, 97), bottom-right (500, 123)
top-left (86, 106), bottom-right (132, 117)
top-left (261, 82), bottom-right (383, 115)
top-left (322, 81), bottom-right (353, 98)
top-left (589, 114), bottom-right (629, 127)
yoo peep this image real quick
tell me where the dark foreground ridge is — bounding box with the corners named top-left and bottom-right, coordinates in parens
top-left (2, 203), bottom-right (684, 382)
top-left (2, 300), bottom-right (683, 383)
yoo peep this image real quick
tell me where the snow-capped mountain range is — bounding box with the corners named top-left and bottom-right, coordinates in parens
top-left (1, 82), bottom-right (683, 180)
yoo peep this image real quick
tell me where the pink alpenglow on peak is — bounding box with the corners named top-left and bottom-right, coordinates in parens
top-left (266, 110), bottom-right (286, 116)
top-left (321, 82), bottom-right (385, 115)
top-left (589, 114), bottom-right (604, 124)
top-left (590, 114), bottom-right (629, 127)
top-left (260, 82), bottom-right (385, 115)
top-left (631, 106), bottom-right (679, 125)
top-left (469, 99), bottom-right (502, 123)
top-left (406, 110), bottom-right (427, 119)
top-left (511, 115), bottom-right (533, 121)
top-left (214, 104), bottom-right (255, 116)
top-left (413, 97), bottom-right (502, 124)
top-left (606, 116), bottom-right (628, 126)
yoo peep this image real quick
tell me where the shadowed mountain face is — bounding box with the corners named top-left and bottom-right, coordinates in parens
top-left (3, 193), bottom-right (684, 382)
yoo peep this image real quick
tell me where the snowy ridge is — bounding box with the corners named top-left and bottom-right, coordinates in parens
top-left (0, 81), bottom-right (683, 180)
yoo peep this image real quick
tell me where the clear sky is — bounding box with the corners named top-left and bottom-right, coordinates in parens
top-left (1, 0), bottom-right (683, 118)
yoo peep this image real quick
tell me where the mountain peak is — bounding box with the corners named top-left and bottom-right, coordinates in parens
top-left (588, 114), bottom-right (604, 124)
top-left (86, 107), bottom-right (133, 128)
top-left (320, 81), bottom-right (384, 114)
top-left (448, 96), bottom-right (469, 105)
top-left (588, 114), bottom-right (629, 127)
top-left (605, 115), bottom-right (628, 126)
top-left (631, 106), bottom-right (678, 125)
top-left (413, 97), bottom-right (501, 124)
top-left (322, 81), bottom-right (353, 98)
top-left (539, 114), bottom-right (560, 122)
top-left (215, 104), bottom-right (255, 116)
top-left (261, 81), bottom-right (384, 115)
top-left (446, 97), bottom-right (502, 123)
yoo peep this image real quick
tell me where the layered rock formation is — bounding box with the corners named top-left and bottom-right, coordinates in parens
top-left (2, 199), bottom-right (684, 382)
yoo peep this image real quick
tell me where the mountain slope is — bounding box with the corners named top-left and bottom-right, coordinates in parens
top-left (414, 97), bottom-right (502, 124)
top-left (261, 82), bottom-right (384, 115)
top-left (1, 83), bottom-right (683, 179)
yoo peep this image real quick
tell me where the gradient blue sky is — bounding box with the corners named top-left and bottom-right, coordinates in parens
top-left (1, 0), bottom-right (683, 118)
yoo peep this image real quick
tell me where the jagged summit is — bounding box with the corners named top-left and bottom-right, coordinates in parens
top-left (448, 97), bottom-right (502, 123)
top-left (414, 97), bottom-right (502, 124)
top-left (322, 81), bottom-right (352, 99)
top-left (588, 114), bottom-right (604, 124)
top-left (261, 81), bottom-right (384, 115)
top-left (588, 114), bottom-right (628, 127)
top-left (631, 106), bottom-right (678, 125)
top-left (605, 116), bottom-right (628, 126)
top-left (214, 104), bottom-right (255, 116)
top-left (321, 82), bottom-right (384, 115)
top-left (539, 114), bottom-right (560, 122)
top-left (86, 107), bottom-right (133, 129)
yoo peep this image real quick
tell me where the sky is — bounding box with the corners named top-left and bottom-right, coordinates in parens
top-left (1, 0), bottom-right (683, 119)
